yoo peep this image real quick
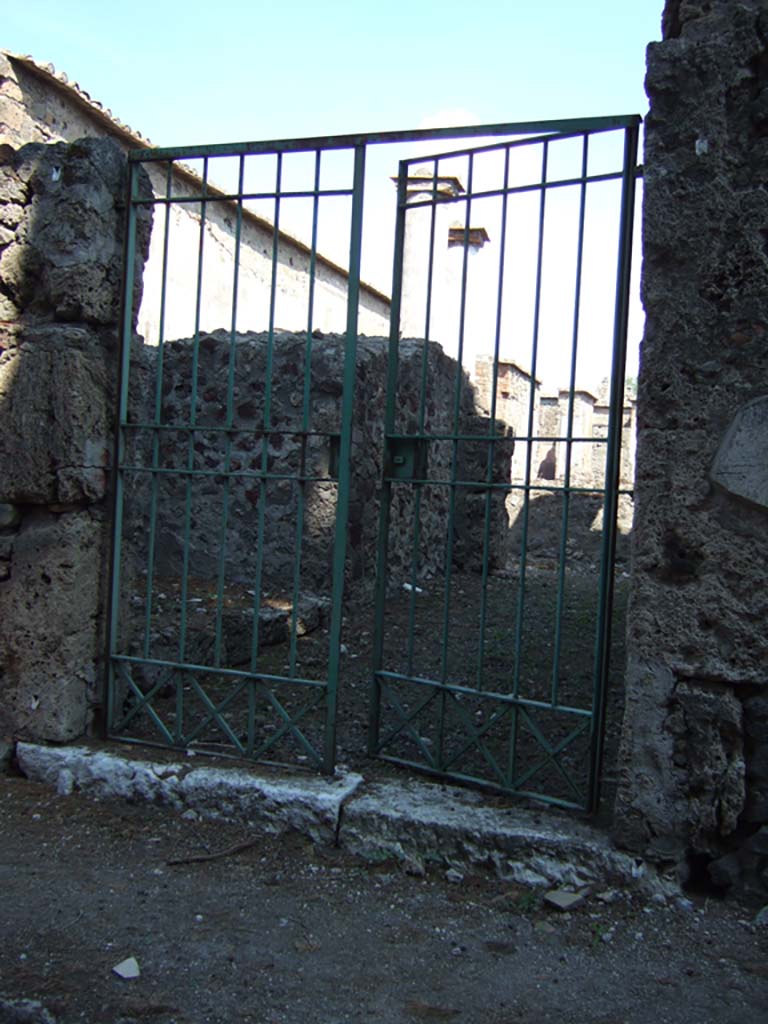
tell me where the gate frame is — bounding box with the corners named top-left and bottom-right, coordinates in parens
top-left (367, 118), bottom-right (641, 813)
top-left (105, 115), bottom-right (640, 811)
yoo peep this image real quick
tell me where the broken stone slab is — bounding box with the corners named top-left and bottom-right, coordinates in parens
top-left (112, 956), bottom-right (140, 980)
top-left (711, 397), bottom-right (768, 510)
top-left (124, 591), bottom-right (330, 677)
top-left (543, 888), bottom-right (589, 911)
top-left (339, 780), bottom-right (664, 893)
top-left (16, 742), bottom-right (363, 845)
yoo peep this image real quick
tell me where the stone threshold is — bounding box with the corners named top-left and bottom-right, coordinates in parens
top-left (15, 741), bottom-right (669, 894)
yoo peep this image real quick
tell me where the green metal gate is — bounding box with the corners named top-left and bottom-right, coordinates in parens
top-left (106, 116), bottom-right (639, 812)
top-left (369, 120), bottom-right (640, 812)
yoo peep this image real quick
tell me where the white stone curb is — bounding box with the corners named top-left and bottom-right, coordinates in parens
top-left (340, 780), bottom-right (652, 889)
top-left (15, 743), bottom-right (667, 893)
top-left (16, 742), bottom-right (363, 844)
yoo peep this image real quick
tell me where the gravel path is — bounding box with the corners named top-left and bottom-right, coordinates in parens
top-left (1, 774), bottom-right (766, 1024)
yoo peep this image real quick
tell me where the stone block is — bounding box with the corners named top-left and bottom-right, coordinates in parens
top-left (614, 665), bottom-right (746, 861)
top-left (0, 326), bottom-right (111, 504)
top-left (744, 826), bottom-right (768, 856)
top-left (0, 137), bottom-right (151, 325)
top-left (341, 780), bottom-right (647, 890)
top-left (671, 682), bottom-right (745, 841)
top-left (612, 657), bottom-right (688, 859)
top-left (17, 743), bottom-right (363, 845)
top-left (0, 508), bottom-right (107, 742)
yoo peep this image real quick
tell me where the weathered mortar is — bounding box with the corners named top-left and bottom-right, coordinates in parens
top-left (0, 137), bottom-right (151, 742)
top-left (614, 0), bottom-right (768, 895)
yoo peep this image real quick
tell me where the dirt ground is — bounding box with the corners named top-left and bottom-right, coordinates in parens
top-left (1, 773), bottom-right (766, 1024)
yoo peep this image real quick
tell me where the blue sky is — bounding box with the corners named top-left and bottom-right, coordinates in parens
top-left (4, 1), bottom-right (661, 146)
top-left (4, 2), bottom-right (660, 386)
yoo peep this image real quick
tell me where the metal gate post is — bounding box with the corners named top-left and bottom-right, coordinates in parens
top-left (105, 159), bottom-right (140, 737)
top-left (325, 142), bottom-right (367, 773)
top-left (588, 122), bottom-right (641, 813)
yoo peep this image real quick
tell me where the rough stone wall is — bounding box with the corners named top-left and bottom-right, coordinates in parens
top-left (0, 138), bottom-right (151, 742)
top-left (121, 332), bottom-right (513, 604)
top-left (614, 0), bottom-right (768, 895)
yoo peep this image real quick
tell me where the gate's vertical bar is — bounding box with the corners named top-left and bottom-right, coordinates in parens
top-left (588, 123), bottom-right (639, 813)
top-left (437, 151), bottom-right (474, 770)
top-left (325, 142), bottom-right (367, 774)
top-left (142, 162), bottom-right (173, 666)
top-left (106, 159), bottom-right (139, 734)
top-left (405, 157), bottom-right (441, 678)
top-left (249, 153), bottom-right (283, 672)
top-left (178, 158), bottom-right (210, 671)
top-left (510, 140), bottom-right (549, 780)
top-left (476, 145), bottom-right (511, 692)
top-left (551, 133), bottom-right (589, 708)
top-left (288, 149), bottom-right (322, 678)
top-left (212, 156), bottom-right (245, 674)
top-left (370, 158), bottom-right (408, 757)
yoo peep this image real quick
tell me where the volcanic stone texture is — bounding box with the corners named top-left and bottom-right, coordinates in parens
top-left (119, 330), bottom-right (514, 601)
top-left (614, 0), bottom-right (768, 895)
top-left (0, 138), bottom-right (151, 742)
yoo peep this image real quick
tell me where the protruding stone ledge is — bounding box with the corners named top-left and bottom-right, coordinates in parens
top-left (16, 742), bottom-right (364, 845)
top-left (340, 780), bottom-right (653, 890)
top-left (15, 743), bottom-right (670, 895)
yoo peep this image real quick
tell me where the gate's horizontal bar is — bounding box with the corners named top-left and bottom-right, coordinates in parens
top-left (374, 670), bottom-right (592, 717)
top-left (381, 476), bottom-right (610, 495)
top-left (104, 733), bottom-right (323, 775)
top-left (401, 125), bottom-right (624, 164)
top-left (111, 654), bottom-right (327, 689)
top-left (122, 424), bottom-right (341, 439)
top-left (374, 756), bottom-right (586, 812)
top-left (385, 432), bottom-right (611, 444)
top-left (131, 187), bottom-right (354, 207)
top-left (402, 170), bottom-right (626, 211)
top-left (129, 115), bottom-right (642, 163)
top-left (118, 464), bottom-right (336, 483)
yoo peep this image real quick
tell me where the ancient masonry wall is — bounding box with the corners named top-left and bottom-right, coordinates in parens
top-left (614, 0), bottom-right (768, 894)
top-left (121, 331), bottom-right (512, 603)
top-left (0, 137), bottom-right (152, 742)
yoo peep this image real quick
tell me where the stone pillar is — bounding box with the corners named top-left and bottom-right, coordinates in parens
top-left (0, 137), bottom-right (150, 743)
top-left (614, 0), bottom-right (768, 894)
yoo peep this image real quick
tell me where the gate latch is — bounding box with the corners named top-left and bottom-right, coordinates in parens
top-left (384, 436), bottom-right (429, 481)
